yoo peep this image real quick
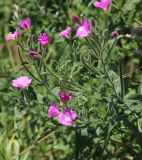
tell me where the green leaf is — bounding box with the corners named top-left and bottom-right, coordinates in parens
top-left (81, 128), bottom-right (88, 136)
top-left (137, 83), bottom-right (142, 95)
top-left (52, 87), bottom-right (60, 95)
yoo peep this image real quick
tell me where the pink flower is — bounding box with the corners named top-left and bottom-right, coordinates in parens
top-left (58, 92), bottom-right (72, 104)
top-left (58, 109), bottom-right (77, 126)
top-left (5, 29), bottom-right (20, 41)
top-left (38, 33), bottom-right (49, 47)
top-left (12, 76), bottom-right (32, 89)
top-left (18, 18), bottom-right (31, 30)
top-left (59, 27), bottom-right (71, 38)
top-left (72, 14), bottom-right (81, 25)
top-left (111, 31), bottom-right (119, 38)
top-left (28, 50), bottom-right (41, 59)
top-left (93, 0), bottom-right (110, 12)
top-left (76, 20), bottom-right (91, 39)
top-left (48, 103), bottom-right (59, 118)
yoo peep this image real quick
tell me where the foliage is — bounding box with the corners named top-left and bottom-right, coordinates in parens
top-left (0, 0), bottom-right (142, 160)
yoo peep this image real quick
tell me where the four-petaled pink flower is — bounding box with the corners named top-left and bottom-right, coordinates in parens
top-left (48, 103), bottom-right (59, 118)
top-left (93, 0), bottom-right (110, 12)
top-left (58, 109), bottom-right (77, 126)
top-left (38, 33), bottom-right (49, 47)
top-left (111, 31), bottom-right (119, 38)
top-left (76, 20), bottom-right (91, 39)
top-left (5, 29), bottom-right (20, 41)
top-left (28, 50), bottom-right (41, 59)
top-left (59, 27), bottom-right (71, 38)
top-left (72, 14), bottom-right (81, 25)
top-left (18, 18), bottom-right (31, 30)
top-left (12, 76), bottom-right (32, 89)
top-left (58, 92), bottom-right (72, 104)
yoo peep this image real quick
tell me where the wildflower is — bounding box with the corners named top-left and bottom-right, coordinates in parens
top-left (48, 103), bottom-right (59, 118)
top-left (18, 18), bottom-right (31, 30)
top-left (59, 27), bottom-right (71, 38)
top-left (72, 14), bottom-right (81, 25)
top-left (76, 20), bottom-right (91, 39)
top-left (5, 29), bottom-right (20, 41)
top-left (93, 0), bottom-right (110, 12)
top-left (12, 76), bottom-right (32, 89)
top-left (58, 92), bottom-right (72, 104)
top-left (111, 31), bottom-right (119, 38)
top-left (38, 33), bottom-right (49, 47)
top-left (58, 109), bottom-right (77, 126)
top-left (28, 50), bottom-right (41, 59)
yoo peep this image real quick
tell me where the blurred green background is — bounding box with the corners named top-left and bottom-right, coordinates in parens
top-left (0, 0), bottom-right (142, 159)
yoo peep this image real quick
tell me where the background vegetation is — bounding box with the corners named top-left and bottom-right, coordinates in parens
top-left (0, 0), bottom-right (142, 159)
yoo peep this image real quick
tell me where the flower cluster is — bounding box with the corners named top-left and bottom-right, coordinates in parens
top-left (6, 0), bottom-right (111, 42)
top-left (48, 92), bottom-right (77, 126)
top-left (6, 18), bottom-right (49, 51)
top-left (59, 15), bottom-right (91, 39)
top-left (6, 18), bottom-right (51, 61)
top-left (58, 0), bottom-right (110, 39)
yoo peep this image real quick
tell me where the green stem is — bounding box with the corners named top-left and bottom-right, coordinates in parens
top-left (102, 59), bottom-right (139, 119)
top-left (85, 37), bottom-right (100, 58)
top-left (6, 42), bottom-right (15, 67)
top-left (106, 38), bottom-right (117, 60)
top-left (23, 90), bottom-right (31, 106)
top-left (119, 60), bottom-right (124, 100)
top-left (101, 56), bottom-right (121, 100)
top-left (20, 89), bottom-right (25, 106)
top-left (80, 52), bottom-right (100, 75)
top-left (42, 60), bottom-right (89, 91)
top-left (105, 13), bottom-right (108, 30)
top-left (123, 103), bottom-right (139, 119)
top-left (41, 60), bottom-right (60, 79)
top-left (18, 47), bottom-right (41, 83)
top-left (34, 61), bottom-right (59, 102)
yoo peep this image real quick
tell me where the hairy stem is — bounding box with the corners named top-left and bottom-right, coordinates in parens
top-left (119, 60), bottom-right (124, 100)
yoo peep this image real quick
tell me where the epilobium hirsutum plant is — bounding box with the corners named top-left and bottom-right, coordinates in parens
top-left (5, 0), bottom-right (142, 159)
